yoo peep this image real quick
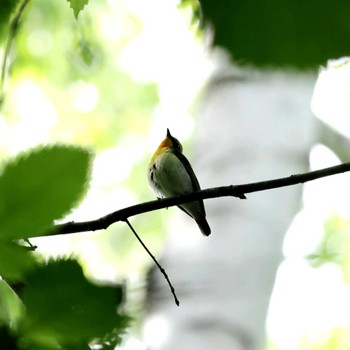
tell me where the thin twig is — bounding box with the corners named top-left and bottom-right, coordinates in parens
top-left (47, 161), bottom-right (350, 237)
top-left (125, 219), bottom-right (180, 306)
top-left (23, 238), bottom-right (37, 251)
top-left (0, 0), bottom-right (31, 105)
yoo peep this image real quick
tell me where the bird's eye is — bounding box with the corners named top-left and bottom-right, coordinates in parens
top-left (168, 132), bottom-right (183, 152)
top-left (174, 139), bottom-right (183, 152)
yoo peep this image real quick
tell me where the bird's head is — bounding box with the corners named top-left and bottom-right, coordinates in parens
top-left (156, 128), bottom-right (183, 153)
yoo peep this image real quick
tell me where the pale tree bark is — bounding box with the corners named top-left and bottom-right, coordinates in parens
top-left (144, 67), bottom-right (316, 350)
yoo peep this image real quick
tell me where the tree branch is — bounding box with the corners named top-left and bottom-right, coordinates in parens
top-left (125, 219), bottom-right (180, 306)
top-left (46, 161), bottom-right (350, 237)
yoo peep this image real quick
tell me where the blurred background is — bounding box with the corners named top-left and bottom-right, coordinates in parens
top-left (1, 0), bottom-right (350, 349)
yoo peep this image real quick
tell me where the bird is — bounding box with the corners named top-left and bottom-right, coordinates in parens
top-left (148, 128), bottom-right (211, 236)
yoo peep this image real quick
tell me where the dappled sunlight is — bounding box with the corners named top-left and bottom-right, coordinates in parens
top-left (143, 314), bottom-right (171, 348)
top-left (267, 261), bottom-right (350, 350)
top-left (305, 145), bottom-right (350, 219)
top-left (312, 58), bottom-right (350, 137)
top-left (147, 107), bottom-right (195, 153)
top-left (283, 211), bottom-right (325, 259)
top-left (7, 78), bottom-right (57, 153)
top-left (267, 58), bottom-right (350, 350)
top-left (0, 113), bottom-right (9, 151)
top-left (93, 147), bottom-right (137, 187)
top-left (26, 29), bottom-right (53, 57)
top-left (123, 338), bottom-right (146, 350)
top-left (68, 81), bottom-right (99, 113)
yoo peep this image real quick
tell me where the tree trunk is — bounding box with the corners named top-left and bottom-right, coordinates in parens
top-left (144, 67), bottom-right (316, 350)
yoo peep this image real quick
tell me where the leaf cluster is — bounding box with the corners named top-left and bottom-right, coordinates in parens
top-left (0, 0), bottom-right (88, 37)
top-left (0, 146), bottom-right (129, 350)
top-left (193, 0), bottom-right (350, 68)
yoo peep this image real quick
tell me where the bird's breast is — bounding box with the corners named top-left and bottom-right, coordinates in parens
top-left (148, 150), bottom-right (193, 198)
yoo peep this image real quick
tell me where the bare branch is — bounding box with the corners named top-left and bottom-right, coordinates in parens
top-left (46, 161), bottom-right (350, 237)
top-left (125, 219), bottom-right (180, 306)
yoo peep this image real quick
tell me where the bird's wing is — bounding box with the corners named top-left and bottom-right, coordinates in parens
top-left (172, 149), bottom-right (206, 217)
top-left (172, 149), bottom-right (201, 192)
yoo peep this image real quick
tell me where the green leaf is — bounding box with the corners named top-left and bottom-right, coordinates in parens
top-left (0, 242), bottom-right (36, 280)
top-left (178, 0), bottom-right (202, 27)
top-left (0, 325), bottom-right (19, 350)
top-left (20, 259), bottom-right (128, 348)
top-left (199, 0), bottom-right (350, 67)
top-left (0, 145), bottom-right (92, 239)
top-left (66, 0), bottom-right (89, 19)
top-left (91, 325), bottom-right (130, 350)
top-left (0, 279), bottom-right (24, 327)
top-left (0, 0), bottom-right (21, 39)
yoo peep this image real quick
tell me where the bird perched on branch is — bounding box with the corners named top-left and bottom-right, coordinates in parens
top-left (148, 128), bottom-right (211, 236)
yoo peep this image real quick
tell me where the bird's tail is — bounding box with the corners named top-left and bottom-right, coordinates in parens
top-left (196, 217), bottom-right (211, 236)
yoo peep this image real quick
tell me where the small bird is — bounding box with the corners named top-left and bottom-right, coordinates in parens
top-left (148, 129), bottom-right (211, 236)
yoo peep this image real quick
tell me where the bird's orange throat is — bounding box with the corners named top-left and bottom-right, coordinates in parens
top-left (150, 137), bottom-right (173, 164)
top-left (159, 137), bottom-right (173, 149)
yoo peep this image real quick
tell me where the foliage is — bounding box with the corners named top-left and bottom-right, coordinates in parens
top-left (0, 0), bottom-right (88, 37)
top-left (307, 215), bottom-right (350, 283)
top-left (195, 0), bottom-right (350, 68)
top-left (4, 0), bottom-right (350, 349)
top-left (0, 0), bottom-right (21, 38)
top-left (0, 146), bottom-right (129, 349)
top-left (21, 259), bottom-right (128, 349)
top-left (0, 0), bottom-right (161, 345)
top-left (0, 145), bottom-right (91, 240)
top-left (67, 0), bottom-right (90, 18)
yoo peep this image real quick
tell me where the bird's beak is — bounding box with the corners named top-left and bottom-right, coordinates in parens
top-left (166, 128), bottom-right (171, 137)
